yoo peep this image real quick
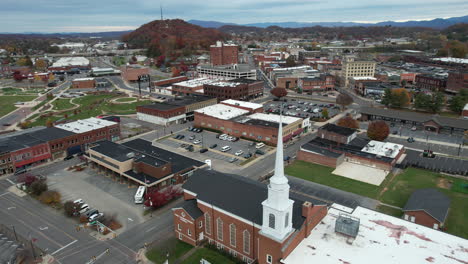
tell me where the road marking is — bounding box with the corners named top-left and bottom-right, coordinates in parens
top-left (0, 192), bottom-right (9, 197)
top-left (6, 179), bottom-right (15, 185)
top-left (52, 240), bottom-right (78, 255)
top-left (7, 206), bottom-right (16, 210)
top-left (146, 226), bottom-right (157, 233)
top-left (39, 226), bottom-right (49, 231)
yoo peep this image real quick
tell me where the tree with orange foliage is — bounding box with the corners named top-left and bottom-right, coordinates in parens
top-left (337, 116), bottom-right (359, 129)
top-left (171, 67), bottom-right (181, 77)
top-left (367, 121), bottom-right (390, 141)
top-left (382, 88), bottom-right (410, 108)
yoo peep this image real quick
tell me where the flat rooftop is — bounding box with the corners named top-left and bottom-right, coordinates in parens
top-left (221, 99), bottom-right (263, 110)
top-left (56, 117), bottom-right (117, 133)
top-left (174, 78), bottom-right (214, 88)
top-left (361, 140), bottom-right (404, 159)
top-left (283, 206), bottom-right (468, 264)
top-left (51, 57), bottom-right (89, 67)
top-left (73, 77), bottom-right (95, 82)
top-left (139, 96), bottom-right (214, 111)
top-left (247, 113), bottom-right (301, 125)
top-left (195, 104), bottom-right (249, 120)
top-left (352, 76), bottom-right (378, 81)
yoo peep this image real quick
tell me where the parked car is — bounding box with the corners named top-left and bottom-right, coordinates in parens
top-left (178, 135), bottom-right (185, 139)
top-left (255, 143), bottom-right (265, 149)
top-left (284, 156), bottom-right (291, 161)
top-left (255, 150), bottom-right (265, 155)
top-left (74, 199), bottom-right (84, 205)
top-left (228, 157), bottom-right (238, 163)
top-left (200, 148), bottom-right (208, 153)
top-left (189, 135), bottom-right (195, 140)
top-left (85, 209), bottom-right (99, 218)
top-left (221, 146), bottom-right (232, 152)
top-left (193, 139), bottom-right (201, 144)
top-left (180, 143), bottom-right (188, 148)
top-left (235, 150), bottom-right (244, 156)
top-left (79, 204), bottom-right (90, 214)
top-left (249, 142), bottom-right (256, 147)
top-left (407, 137), bottom-right (415, 143)
top-left (227, 136), bottom-right (235, 141)
top-left (209, 144), bottom-right (218, 149)
top-left (392, 131), bottom-right (398, 135)
top-left (88, 213), bottom-right (104, 222)
top-left (411, 126), bottom-right (417, 131)
top-left (64, 156), bottom-right (74, 161)
top-left (244, 153), bottom-right (252, 159)
top-left (188, 126), bottom-right (194, 131)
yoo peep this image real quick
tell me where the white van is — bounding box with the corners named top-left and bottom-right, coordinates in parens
top-left (221, 146), bottom-right (232, 152)
top-left (255, 143), bottom-right (265, 149)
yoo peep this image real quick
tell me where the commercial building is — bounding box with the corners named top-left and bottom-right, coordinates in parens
top-left (402, 189), bottom-right (450, 230)
top-left (173, 121), bottom-right (328, 264)
top-left (203, 78), bottom-right (263, 100)
top-left (353, 81), bottom-right (400, 96)
top-left (210, 41), bottom-right (239, 66)
top-left (136, 96), bottom-right (217, 125)
top-left (120, 65), bottom-right (150, 82)
top-left (90, 67), bottom-right (121, 77)
top-left (340, 56), bottom-right (376, 87)
top-left (415, 74), bottom-right (447, 92)
top-left (297, 136), bottom-right (405, 177)
top-left (49, 57), bottom-right (90, 71)
top-left (269, 66), bottom-right (316, 89)
top-left (297, 74), bottom-right (334, 92)
top-left (220, 99), bottom-right (263, 113)
top-left (194, 104), bottom-right (304, 145)
top-left (71, 78), bottom-right (96, 90)
top-left (317, 124), bottom-right (357, 144)
top-left (197, 64), bottom-right (257, 80)
top-left (171, 78), bottom-right (214, 96)
top-left (0, 118), bottom-right (120, 174)
top-left (360, 107), bottom-right (468, 134)
top-left (88, 139), bottom-right (205, 188)
top-left (446, 71), bottom-right (468, 94)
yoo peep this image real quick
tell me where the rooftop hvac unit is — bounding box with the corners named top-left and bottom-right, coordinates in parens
top-left (335, 214), bottom-right (360, 238)
top-left (126, 152), bottom-right (135, 158)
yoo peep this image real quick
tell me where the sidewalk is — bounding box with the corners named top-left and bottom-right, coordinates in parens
top-left (388, 133), bottom-right (466, 149)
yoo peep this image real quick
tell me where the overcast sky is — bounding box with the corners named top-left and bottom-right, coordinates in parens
top-left (1, 0), bottom-right (467, 33)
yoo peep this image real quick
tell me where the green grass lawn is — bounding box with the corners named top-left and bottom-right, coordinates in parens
top-left (286, 162), bottom-right (468, 239)
top-left (29, 93), bottom-right (151, 127)
top-left (146, 239), bottom-right (193, 264)
top-left (285, 161), bottom-right (382, 198)
top-left (52, 99), bottom-right (75, 110)
top-left (0, 95), bottom-right (37, 118)
top-left (181, 247), bottom-right (237, 264)
top-left (115, 97), bottom-right (137, 102)
top-left (1, 87), bottom-right (23, 95)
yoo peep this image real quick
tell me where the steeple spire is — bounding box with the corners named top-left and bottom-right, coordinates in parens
top-left (270, 110), bottom-right (288, 186)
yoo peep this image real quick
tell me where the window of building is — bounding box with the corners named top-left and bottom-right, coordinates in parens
top-left (179, 233), bottom-right (182, 240)
top-left (285, 213), bottom-right (289, 227)
top-left (268, 214), bottom-right (275, 229)
top-left (266, 254), bottom-right (273, 264)
top-left (243, 230), bottom-right (250, 254)
top-left (187, 229), bottom-right (191, 236)
top-left (199, 221), bottom-right (203, 228)
top-left (205, 213), bottom-right (211, 234)
top-left (178, 224), bottom-right (181, 230)
top-left (229, 224), bottom-right (236, 247)
top-left (217, 218), bottom-right (223, 241)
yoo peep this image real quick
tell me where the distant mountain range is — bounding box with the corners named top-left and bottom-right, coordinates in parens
top-left (0, 31), bottom-right (132, 39)
top-left (188, 15), bottom-right (468, 29)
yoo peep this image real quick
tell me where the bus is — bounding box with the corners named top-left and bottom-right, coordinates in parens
top-left (134, 186), bottom-right (146, 204)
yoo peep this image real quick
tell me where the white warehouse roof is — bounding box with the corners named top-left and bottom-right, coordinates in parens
top-left (247, 113), bottom-right (301, 124)
top-left (195, 104), bottom-right (249, 120)
top-left (361, 140), bottom-right (404, 159)
top-left (51, 57), bottom-right (90, 68)
top-left (221, 99), bottom-right (263, 110)
top-left (174, 78), bottom-right (214, 88)
top-left (283, 206), bottom-right (468, 264)
top-left (56, 117), bottom-right (117, 133)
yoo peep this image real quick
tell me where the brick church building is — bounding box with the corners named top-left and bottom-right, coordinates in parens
top-left (172, 117), bottom-right (328, 264)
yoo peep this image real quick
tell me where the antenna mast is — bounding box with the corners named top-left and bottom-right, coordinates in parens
top-left (160, 4), bottom-right (163, 20)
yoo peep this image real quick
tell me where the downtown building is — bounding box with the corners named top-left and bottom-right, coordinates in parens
top-left (210, 41), bottom-right (239, 66)
top-left (340, 56), bottom-right (376, 87)
top-left (203, 78), bottom-right (264, 100)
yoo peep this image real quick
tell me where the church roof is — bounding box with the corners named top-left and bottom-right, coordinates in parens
top-left (183, 169), bottom-right (327, 229)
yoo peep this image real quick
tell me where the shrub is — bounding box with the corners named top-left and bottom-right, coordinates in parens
top-left (30, 180), bottom-right (48, 196)
top-left (367, 121), bottom-right (390, 141)
top-left (39, 190), bottom-right (61, 205)
top-left (64, 201), bottom-right (78, 217)
top-left (17, 173), bottom-right (38, 186)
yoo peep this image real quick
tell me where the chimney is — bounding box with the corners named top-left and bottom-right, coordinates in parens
top-left (302, 201), bottom-right (313, 218)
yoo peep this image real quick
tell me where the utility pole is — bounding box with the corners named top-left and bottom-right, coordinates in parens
top-left (11, 225), bottom-right (18, 241)
top-left (160, 4), bottom-right (163, 20)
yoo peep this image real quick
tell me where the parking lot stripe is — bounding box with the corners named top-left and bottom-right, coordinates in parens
top-left (6, 179), bottom-right (15, 185)
top-left (0, 192), bottom-right (9, 197)
top-left (52, 240), bottom-right (78, 255)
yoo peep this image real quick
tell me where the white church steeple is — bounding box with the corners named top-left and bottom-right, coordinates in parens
top-left (260, 108), bottom-right (294, 241)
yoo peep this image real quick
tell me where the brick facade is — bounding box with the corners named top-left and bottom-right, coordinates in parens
top-left (121, 65), bottom-right (149, 82)
top-left (446, 72), bottom-right (468, 94)
top-left (210, 42), bottom-right (239, 66)
top-left (415, 75), bottom-right (447, 92)
top-left (71, 78), bottom-right (96, 89)
top-left (204, 81), bottom-right (263, 100)
top-left (403, 211), bottom-right (442, 229)
top-left (297, 150), bottom-right (342, 168)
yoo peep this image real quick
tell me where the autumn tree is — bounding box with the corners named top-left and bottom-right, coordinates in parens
top-left (336, 93), bottom-right (353, 111)
top-left (35, 59), bottom-right (47, 70)
top-left (30, 180), bottom-right (48, 196)
top-left (337, 116), bottom-right (359, 129)
top-left (322, 108), bottom-right (329, 119)
top-left (64, 201), bottom-right (78, 217)
top-left (17, 173), bottom-right (38, 186)
top-left (45, 119), bottom-right (53, 128)
top-left (271, 87), bottom-right (288, 99)
top-left (39, 190), bottom-right (61, 205)
top-left (367, 121), bottom-right (390, 141)
top-left (171, 67), bottom-right (181, 77)
top-left (391, 88), bottom-right (411, 108)
top-left (16, 56), bottom-right (33, 67)
top-left (285, 56), bottom-right (296, 67)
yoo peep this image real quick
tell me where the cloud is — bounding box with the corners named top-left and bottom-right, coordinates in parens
top-left (0, 0), bottom-right (466, 32)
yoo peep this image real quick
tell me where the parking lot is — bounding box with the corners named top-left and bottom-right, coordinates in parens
top-left (401, 149), bottom-right (468, 175)
top-left (43, 160), bottom-right (145, 231)
top-left (158, 129), bottom-right (274, 165)
top-left (264, 99), bottom-right (341, 120)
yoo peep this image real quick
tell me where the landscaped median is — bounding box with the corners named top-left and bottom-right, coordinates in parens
top-left (285, 160), bottom-right (468, 239)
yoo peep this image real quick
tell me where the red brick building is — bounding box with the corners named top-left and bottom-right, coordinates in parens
top-left (171, 78), bottom-right (214, 96)
top-left (446, 71), bottom-right (468, 94)
top-left (463, 104), bottom-right (468, 119)
top-left (151, 76), bottom-right (188, 88)
top-left (121, 65), bottom-right (150, 82)
top-left (297, 74), bottom-right (335, 92)
top-left (71, 78), bottom-right (96, 89)
top-left (403, 189), bottom-right (450, 229)
top-left (203, 78), bottom-right (264, 100)
top-left (415, 74), bottom-right (447, 92)
top-left (172, 123), bottom-right (328, 264)
top-left (317, 124), bottom-right (357, 144)
top-left (210, 41), bottom-right (239, 66)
